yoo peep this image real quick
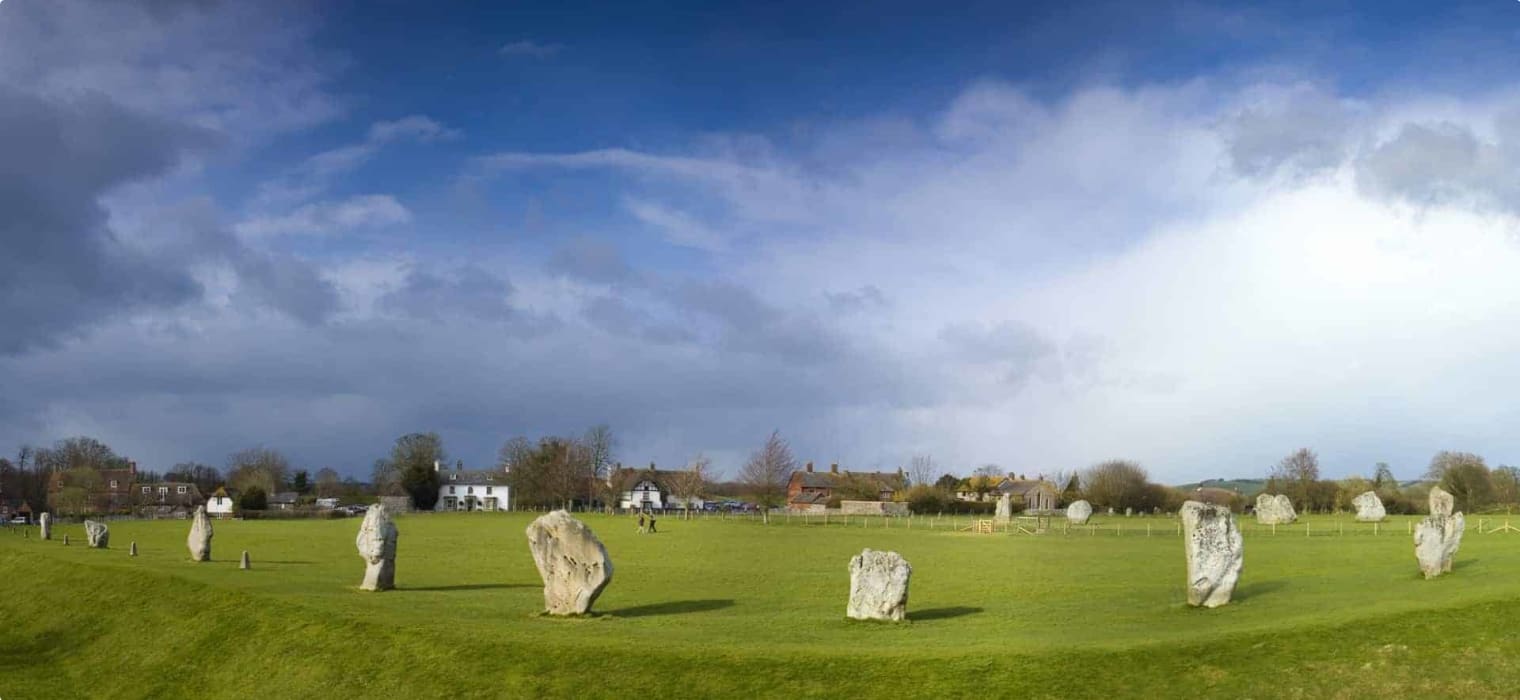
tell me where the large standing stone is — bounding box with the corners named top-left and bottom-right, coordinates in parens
top-left (1352, 491), bottom-right (1386, 522)
top-left (129, 541), bottom-right (138, 557)
top-left (84, 520), bottom-right (109, 548)
top-left (1181, 501), bottom-right (1243, 608)
top-left (39, 513), bottom-right (51, 540)
top-left (1066, 500), bottom-right (1093, 525)
top-left (240, 550), bottom-right (251, 570)
top-left (355, 505), bottom-right (398, 591)
top-left (846, 549), bottom-right (911, 622)
top-left (187, 506), bottom-right (213, 562)
top-left (994, 494), bottom-right (1012, 523)
top-left (1255, 494), bottom-right (1297, 525)
top-left (526, 510), bottom-right (613, 615)
top-left (1429, 486), bottom-right (1454, 517)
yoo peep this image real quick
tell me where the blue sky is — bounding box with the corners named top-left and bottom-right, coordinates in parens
top-left (4, 0), bottom-right (1520, 484)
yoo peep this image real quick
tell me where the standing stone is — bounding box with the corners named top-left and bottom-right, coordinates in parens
top-left (1181, 501), bottom-right (1244, 608)
top-left (240, 550), bottom-right (251, 570)
top-left (1352, 491), bottom-right (1387, 522)
top-left (994, 494), bottom-right (1012, 523)
top-left (1415, 489), bottom-right (1465, 579)
top-left (84, 520), bottom-right (109, 548)
top-left (39, 513), bottom-right (52, 540)
top-left (1124, 507), bottom-right (1134, 517)
top-left (526, 510), bottom-right (613, 615)
top-left (1255, 494), bottom-right (1297, 525)
top-left (846, 549), bottom-right (912, 621)
top-left (1066, 500), bottom-right (1093, 525)
top-left (63, 534), bottom-right (69, 546)
top-left (355, 504), bottom-right (398, 591)
top-left (1428, 486), bottom-right (1455, 517)
top-left (129, 541), bottom-right (138, 557)
top-left (187, 505), bottom-right (213, 562)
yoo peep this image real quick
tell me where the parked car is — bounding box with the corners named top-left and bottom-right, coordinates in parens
top-left (8, 516), bottom-right (27, 524)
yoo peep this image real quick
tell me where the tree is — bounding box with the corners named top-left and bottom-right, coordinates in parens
top-left (290, 470), bottom-right (310, 494)
top-left (501, 436), bottom-right (593, 509)
top-left (239, 486), bottom-right (268, 511)
top-left (908, 454), bottom-right (937, 487)
top-left (669, 454), bottom-right (710, 520)
top-left (973, 464), bottom-right (1003, 479)
top-left (314, 468), bottom-right (341, 498)
top-left (1081, 460), bottom-right (1154, 511)
top-left (583, 424), bottom-right (617, 510)
top-left (738, 430), bottom-right (795, 524)
top-left (934, 473), bottom-right (960, 491)
top-left (33, 436), bottom-right (128, 473)
top-left (381, 433), bottom-right (446, 511)
top-left (226, 447), bottom-right (290, 496)
top-left (1492, 466), bottom-right (1520, 509)
top-left (165, 462), bottom-right (222, 495)
top-left (1428, 452), bottom-right (1493, 512)
top-left (1373, 462), bottom-right (1400, 496)
top-left (1269, 448), bottom-right (1320, 508)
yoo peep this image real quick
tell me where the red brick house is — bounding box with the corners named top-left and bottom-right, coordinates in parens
top-left (786, 462), bottom-right (906, 511)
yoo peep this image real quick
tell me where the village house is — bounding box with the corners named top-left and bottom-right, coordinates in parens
top-left (610, 463), bottom-right (704, 513)
top-left (47, 462), bottom-right (142, 514)
top-left (996, 477), bottom-right (1060, 513)
top-left (435, 462), bottom-right (511, 511)
top-left (207, 488), bottom-right (236, 517)
top-left (132, 481), bottom-right (205, 518)
top-left (786, 462), bottom-right (906, 512)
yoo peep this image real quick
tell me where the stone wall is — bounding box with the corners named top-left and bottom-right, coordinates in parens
top-left (839, 500), bottom-right (909, 516)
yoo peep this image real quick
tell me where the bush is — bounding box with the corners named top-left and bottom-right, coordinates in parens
top-left (904, 485), bottom-right (949, 515)
top-left (238, 487), bottom-right (267, 511)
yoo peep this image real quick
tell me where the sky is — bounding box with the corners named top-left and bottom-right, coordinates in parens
top-left (4, 0), bottom-right (1520, 484)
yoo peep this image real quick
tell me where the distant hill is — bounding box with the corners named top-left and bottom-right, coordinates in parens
top-left (1172, 478), bottom-right (1268, 497)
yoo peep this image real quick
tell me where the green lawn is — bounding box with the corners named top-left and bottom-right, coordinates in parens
top-left (2, 511), bottom-right (1518, 698)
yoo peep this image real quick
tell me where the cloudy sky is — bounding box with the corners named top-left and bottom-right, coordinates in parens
top-left (4, 0), bottom-right (1520, 483)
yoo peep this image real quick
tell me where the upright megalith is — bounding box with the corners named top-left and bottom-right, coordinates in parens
top-left (526, 510), bottom-right (613, 616)
top-left (1181, 501), bottom-right (1243, 608)
top-left (994, 494), bottom-right (1013, 524)
top-left (1353, 491), bottom-right (1387, 522)
top-left (1255, 494), bottom-right (1297, 525)
top-left (1066, 500), bottom-right (1093, 525)
top-left (39, 513), bottom-right (52, 540)
top-left (129, 541), bottom-right (138, 557)
top-left (240, 550), bottom-right (251, 570)
top-left (187, 506), bottom-right (213, 562)
top-left (1414, 487), bottom-right (1464, 579)
top-left (84, 520), bottom-right (109, 549)
top-left (846, 549), bottom-right (912, 621)
top-left (355, 505), bottom-right (398, 591)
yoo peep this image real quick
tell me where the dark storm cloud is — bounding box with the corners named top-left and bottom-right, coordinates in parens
top-left (0, 85), bottom-right (217, 354)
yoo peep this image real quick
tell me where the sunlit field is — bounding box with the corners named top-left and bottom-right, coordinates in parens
top-left (3, 511), bottom-right (1519, 698)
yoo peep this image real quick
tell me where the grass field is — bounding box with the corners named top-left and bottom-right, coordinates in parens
top-left (2, 511), bottom-right (1519, 698)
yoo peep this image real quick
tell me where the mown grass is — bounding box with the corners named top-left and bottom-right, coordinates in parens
top-left (1, 512), bottom-right (1518, 698)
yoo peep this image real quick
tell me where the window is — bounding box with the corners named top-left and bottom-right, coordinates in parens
top-left (177, 486), bottom-right (187, 494)
top-left (486, 486), bottom-right (492, 495)
top-left (142, 487), bottom-right (151, 494)
top-left (449, 486), bottom-right (456, 494)
top-left (158, 487), bottom-right (168, 494)
top-left (450, 473), bottom-right (457, 481)
top-left (467, 486), bottom-right (474, 494)
top-left (110, 480), bottom-right (119, 488)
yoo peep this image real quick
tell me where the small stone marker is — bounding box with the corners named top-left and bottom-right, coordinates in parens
top-left (1066, 500), bottom-right (1092, 525)
top-left (1181, 500), bottom-right (1243, 608)
top-left (1254, 494), bottom-right (1297, 525)
top-left (84, 520), bottom-right (109, 548)
top-left (129, 541), bottom-right (138, 557)
top-left (1414, 487), bottom-right (1464, 579)
top-left (63, 534), bottom-right (70, 546)
top-left (39, 513), bottom-right (51, 540)
top-left (846, 549), bottom-right (911, 621)
top-left (526, 510), bottom-right (613, 615)
top-left (240, 550), bottom-right (251, 570)
top-left (187, 505), bottom-right (213, 562)
top-left (1352, 491), bottom-right (1386, 522)
top-left (355, 504), bottom-right (398, 591)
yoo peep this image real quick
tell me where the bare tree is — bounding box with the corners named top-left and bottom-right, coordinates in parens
top-left (583, 424), bottom-right (617, 510)
top-left (227, 447), bottom-right (290, 496)
top-left (1082, 459), bottom-right (1154, 511)
top-left (739, 430), bottom-right (796, 524)
top-left (669, 453), bottom-right (711, 520)
top-left (908, 454), bottom-right (937, 486)
top-left (314, 467), bottom-right (341, 498)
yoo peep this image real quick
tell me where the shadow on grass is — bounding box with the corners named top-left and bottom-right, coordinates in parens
top-left (1453, 558), bottom-right (1479, 571)
top-left (404, 583), bottom-right (537, 592)
top-left (608, 598), bottom-right (735, 618)
top-left (1235, 579), bottom-right (1288, 600)
top-left (911, 606), bottom-right (983, 621)
top-left (254, 560), bottom-right (316, 565)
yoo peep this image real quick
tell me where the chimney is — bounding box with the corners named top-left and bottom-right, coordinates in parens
top-left (830, 463), bottom-right (839, 474)
top-left (805, 462), bottom-right (813, 473)
top-left (433, 460), bottom-right (440, 472)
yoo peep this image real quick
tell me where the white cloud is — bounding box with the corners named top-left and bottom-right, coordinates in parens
top-left (499, 40), bottom-right (563, 58)
top-left (235, 194), bottom-right (411, 238)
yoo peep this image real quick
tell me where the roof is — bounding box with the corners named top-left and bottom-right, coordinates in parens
top-left (998, 479), bottom-right (1057, 496)
top-left (611, 468), bottom-right (684, 492)
top-left (442, 469), bottom-right (506, 486)
top-left (787, 469), bottom-right (907, 496)
top-left (791, 471), bottom-right (836, 488)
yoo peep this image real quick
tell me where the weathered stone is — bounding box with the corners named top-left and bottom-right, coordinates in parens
top-left (1181, 501), bottom-right (1243, 608)
top-left (1353, 491), bottom-right (1386, 522)
top-left (63, 534), bottom-right (69, 546)
top-left (187, 506), bottom-right (213, 562)
top-left (240, 550), bottom-right (251, 570)
top-left (1066, 500), bottom-right (1092, 525)
top-left (84, 520), bottom-right (109, 548)
top-left (355, 504), bottom-right (398, 591)
top-left (1124, 507), bottom-right (1134, 517)
top-left (129, 541), bottom-right (137, 557)
top-left (994, 494), bottom-right (1012, 523)
top-left (39, 512), bottom-right (51, 540)
top-left (1414, 512), bottom-right (1465, 579)
top-left (1254, 493), bottom-right (1297, 525)
top-left (846, 549), bottom-right (911, 622)
top-left (526, 510), bottom-right (613, 615)
top-left (1429, 486), bottom-right (1455, 517)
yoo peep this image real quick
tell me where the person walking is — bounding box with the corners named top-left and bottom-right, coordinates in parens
top-left (648, 515), bottom-right (658, 534)
top-left (636, 513), bottom-right (646, 534)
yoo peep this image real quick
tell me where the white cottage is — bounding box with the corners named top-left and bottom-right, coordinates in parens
top-left (612, 465), bottom-right (704, 512)
top-left (206, 490), bottom-right (236, 517)
top-left (435, 463), bottom-right (511, 511)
